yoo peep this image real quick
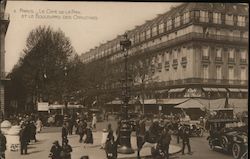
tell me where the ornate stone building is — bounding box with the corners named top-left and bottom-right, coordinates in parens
top-left (0, 0), bottom-right (10, 116)
top-left (81, 3), bottom-right (248, 115)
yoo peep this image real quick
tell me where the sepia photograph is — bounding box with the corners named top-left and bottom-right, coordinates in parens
top-left (0, 1), bottom-right (248, 159)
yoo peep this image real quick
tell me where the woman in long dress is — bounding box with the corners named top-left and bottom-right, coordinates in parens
top-left (36, 118), bottom-right (43, 133)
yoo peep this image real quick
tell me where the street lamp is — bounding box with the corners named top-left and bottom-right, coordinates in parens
top-left (63, 66), bottom-right (68, 115)
top-left (117, 32), bottom-right (134, 154)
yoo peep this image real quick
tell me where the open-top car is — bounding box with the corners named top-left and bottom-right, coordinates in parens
top-left (207, 118), bottom-right (248, 159)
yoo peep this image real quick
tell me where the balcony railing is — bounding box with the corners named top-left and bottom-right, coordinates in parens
top-left (240, 59), bottom-right (247, 65)
top-left (215, 57), bottom-right (222, 61)
top-left (181, 57), bottom-right (187, 65)
top-left (0, 12), bottom-right (10, 21)
top-left (228, 58), bottom-right (236, 64)
top-left (159, 78), bottom-right (248, 87)
top-left (172, 59), bottom-right (178, 69)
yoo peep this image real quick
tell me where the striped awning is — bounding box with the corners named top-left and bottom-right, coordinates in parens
top-left (217, 88), bottom-right (227, 92)
top-left (168, 88), bottom-right (185, 93)
top-left (240, 89), bottom-right (248, 93)
top-left (228, 88), bottom-right (241, 92)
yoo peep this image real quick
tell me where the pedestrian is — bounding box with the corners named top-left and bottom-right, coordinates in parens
top-left (30, 121), bottom-right (37, 142)
top-left (49, 140), bottom-right (62, 159)
top-left (77, 120), bottom-right (87, 143)
top-left (177, 123), bottom-right (183, 144)
top-left (0, 130), bottom-right (7, 159)
top-left (136, 115), bottom-right (146, 159)
top-left (62, 123), bottom-right (68, 143)
top-left (91, 114), bottom-right (97, 130)
top-left (158, 126), bottom-right (171, 159)
top-left (61, 139), bottom-right (72, 159)
top-left (68, 117), bottom-right (74, 135)
top-left (36, 118), bottom-right (43, 133)
top-left (19, 125), bottom-right (29, 155)
top-left (105, 135), bottom-right (117, 159)
top-left (107, 123), bottom-right (114, 142)
top-left (84, 124), bottom-right (93, 147)
top-left (181, 126), bottom-right (192, 155)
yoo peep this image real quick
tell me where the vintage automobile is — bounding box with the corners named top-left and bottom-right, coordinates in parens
top-left (207, 118), bottom-right (248, 159)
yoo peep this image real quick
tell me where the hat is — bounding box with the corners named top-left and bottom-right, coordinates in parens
top-left (53, 140), bottom-right (59, 145)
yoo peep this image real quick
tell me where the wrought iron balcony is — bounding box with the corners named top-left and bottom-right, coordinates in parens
top-left (172, 59), bottom-right (178, 69)
top-left (181, 57), bottom-right (187, 65)
top-left (228, 58), bottom-right (236, 64)
top-left (240, 59), bottom-right (247, 65)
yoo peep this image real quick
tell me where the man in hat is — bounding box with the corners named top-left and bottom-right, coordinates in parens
top-left (0, 130), bottom-right (6, 159)
top-left (49, 140), bottom-right (62, 159)
top-left (62, 123), bottom-right (68, 143)
top-left (92, 114), bottom-right (97, 130)
top-left (61, 139), bottom-right (72, 159)
top-left (19, 124), bottom-right (29, 155)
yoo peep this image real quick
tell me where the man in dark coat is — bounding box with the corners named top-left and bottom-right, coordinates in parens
top-left (61, 139), bottom-right (72, 159)
top-left (19, 125), bottom-right (29, 155)
top-left (158, 127), bottom-right (172, 159)
top-left (77, 120), bottom-right (87, 143)
top-left (62, 123), bottom-right (68, 143)
top-left (49, 140), bottom-right (62, 159)
top-left (181, 126), bottom-right (192, 155)
top-left (0, 130), bottom-right (7, 158)
top-left (136, 116), bottom-right (146, 159)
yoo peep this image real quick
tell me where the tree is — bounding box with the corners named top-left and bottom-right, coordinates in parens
top-left (131, 57), bottom-right (159, 114)
top-left (8, 26), bottom-right (75, 112)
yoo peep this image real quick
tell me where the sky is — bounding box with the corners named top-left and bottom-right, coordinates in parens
top-left (5, 1), bottom-right (179, 72)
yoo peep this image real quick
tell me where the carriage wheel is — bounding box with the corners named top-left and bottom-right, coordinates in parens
top-left (209, 139), bottom-right (215, 150)
top-left (232, 143), bottom-right (241, 159)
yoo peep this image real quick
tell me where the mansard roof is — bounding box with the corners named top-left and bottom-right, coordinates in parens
top-left (82, 3), bottom-right (248, 57)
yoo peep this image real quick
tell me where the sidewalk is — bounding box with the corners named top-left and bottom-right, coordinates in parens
top-left (6, 131), bottom-right (181, 159)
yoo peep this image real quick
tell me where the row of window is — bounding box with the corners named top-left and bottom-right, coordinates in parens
top-left (203, 65), bottom-right (247, 81)
top-left (202, 47), bottom-right (247, 60)
top-left (131, 10), bottom-right (248, 44)
top-left (83, 8), bottom-right (248, 63)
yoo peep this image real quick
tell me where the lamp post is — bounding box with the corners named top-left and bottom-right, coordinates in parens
top-left (117, 32), bottom-right (134, 154)
top-left (64, 66), bottom-right (68, 115)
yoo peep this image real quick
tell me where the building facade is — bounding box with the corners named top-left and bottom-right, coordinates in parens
top-left (0, 0), bottom-right (10, 116)
top-left (81, 3), bottom-right (248, 113)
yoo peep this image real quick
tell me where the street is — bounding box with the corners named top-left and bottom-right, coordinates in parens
top-left (5, 121), bottom-right (234, 159)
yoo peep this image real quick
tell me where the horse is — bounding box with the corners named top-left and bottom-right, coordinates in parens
top-left (136, 120), bottom-right (166, 159)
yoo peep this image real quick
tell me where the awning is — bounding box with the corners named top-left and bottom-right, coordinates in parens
top-left (157, 98), bottom-right (189, 105)
top-left (228, 88), bottom-right (241, 92)
top-left (106, 99), bottom-right (140, 105)
top-left (175, 99), bottom-right (205, 110)
top-left (142, 99), bottom-right (157, 104)
top-left (229, 98), bottom-right (248, 113)
top-left (240, 89), bottom-right (248, 93)
top-left (217, 88), bottom-right (227, 92)
top-left (49, 104), bottom-right (64, 109)
top-left (202, 88), bottom-right (211, 92)
top-left (168, 88), bottom-right (185, 93)
top-left (210, 88), bottom-right (218, 92)
top-left (155, 89), bottom-right (169, 94)
top-left (106, 99), bottom-right (123, 105)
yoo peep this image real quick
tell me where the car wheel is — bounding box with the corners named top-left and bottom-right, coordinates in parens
top-left (232, 143), bottom-right (241, 159)
top-left (209, 139), bottom-right (215, 150)
top-left (221, 136), bottom-right (228, 150)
